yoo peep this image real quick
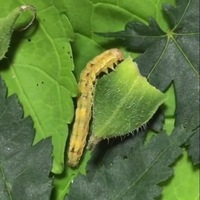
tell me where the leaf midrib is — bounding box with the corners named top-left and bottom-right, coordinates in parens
top-left (95, 75), bottom-right (140, 138)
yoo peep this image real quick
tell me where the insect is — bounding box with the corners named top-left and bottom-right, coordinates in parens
top-left (68, 48), bottom-right (124, 167)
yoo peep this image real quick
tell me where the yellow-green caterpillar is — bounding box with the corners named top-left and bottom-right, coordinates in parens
top-left (68, 48), bottom-right (124, 167)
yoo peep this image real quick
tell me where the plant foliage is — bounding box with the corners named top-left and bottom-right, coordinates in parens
top-left (0, 0), bottom-right (199, 199)
top-left (66, 0), bottom-right (199, 199)
top-left (0, 78), bottom-right (52, 200)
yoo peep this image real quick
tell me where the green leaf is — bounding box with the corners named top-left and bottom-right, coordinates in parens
top-left (88, 57), bottom-right (167, 148)
top-left (161, 151), bottom-right (199, 200)
top-left (0, 5), bottom-right (36, 60)
top-left (135, 0), bottom-right (199, 145)
top-left (0, 78), bottom-right (52, 199)
top-left (71, 0), bottom-right (176, 78)
top-left (95, 17), bottom-right (166, 51)
top-left (0, 1), bottom-right (77, 173)
top-left (66, 132), bottom-right (183, 200)
top-left (97, 0), bottom-right (199, 159)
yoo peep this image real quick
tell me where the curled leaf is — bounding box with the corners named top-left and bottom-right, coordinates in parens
top-left (0, 5), bottom-right (36, 60)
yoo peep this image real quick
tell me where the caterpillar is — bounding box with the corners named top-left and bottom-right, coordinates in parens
top-left (68, 48), bottom-right (124, 167)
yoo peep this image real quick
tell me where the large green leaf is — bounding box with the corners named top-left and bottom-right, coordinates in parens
top-left (0, 78), bottom-right (52, 200)
top-left (66, 133), bottom-right (199, 200)
top-left (70, 0), bottom-right (176, 78)
top-left (161, 151), bottom-right (199, 200)
top-left (66, 128), bottom-right (185, 200)
top-left (136, 0), bottom-right (199, 163)
top-left (0, 1), bottom-right (77, 173)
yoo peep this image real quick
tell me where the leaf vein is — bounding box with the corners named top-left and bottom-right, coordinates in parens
top-left (172, 0), bottom-right (191, 32)
top-left (172, 36), bottom-right (199, 76)
top-left (0, 162), bottom-right (13, 200)
top-left (116, 140), bottom-right (172, 199)
top-left (147, 38), bottom-right (169, 79)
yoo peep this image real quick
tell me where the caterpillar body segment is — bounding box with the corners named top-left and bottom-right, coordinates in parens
top-left (68, 48), bottom-right (124, 167)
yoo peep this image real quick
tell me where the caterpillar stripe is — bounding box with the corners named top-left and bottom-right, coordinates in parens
top-left (68, 48), bottom-right (124, 167)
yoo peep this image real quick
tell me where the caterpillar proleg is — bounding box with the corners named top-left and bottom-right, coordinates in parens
top-left (68, 48), bottom-right (124, 167)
